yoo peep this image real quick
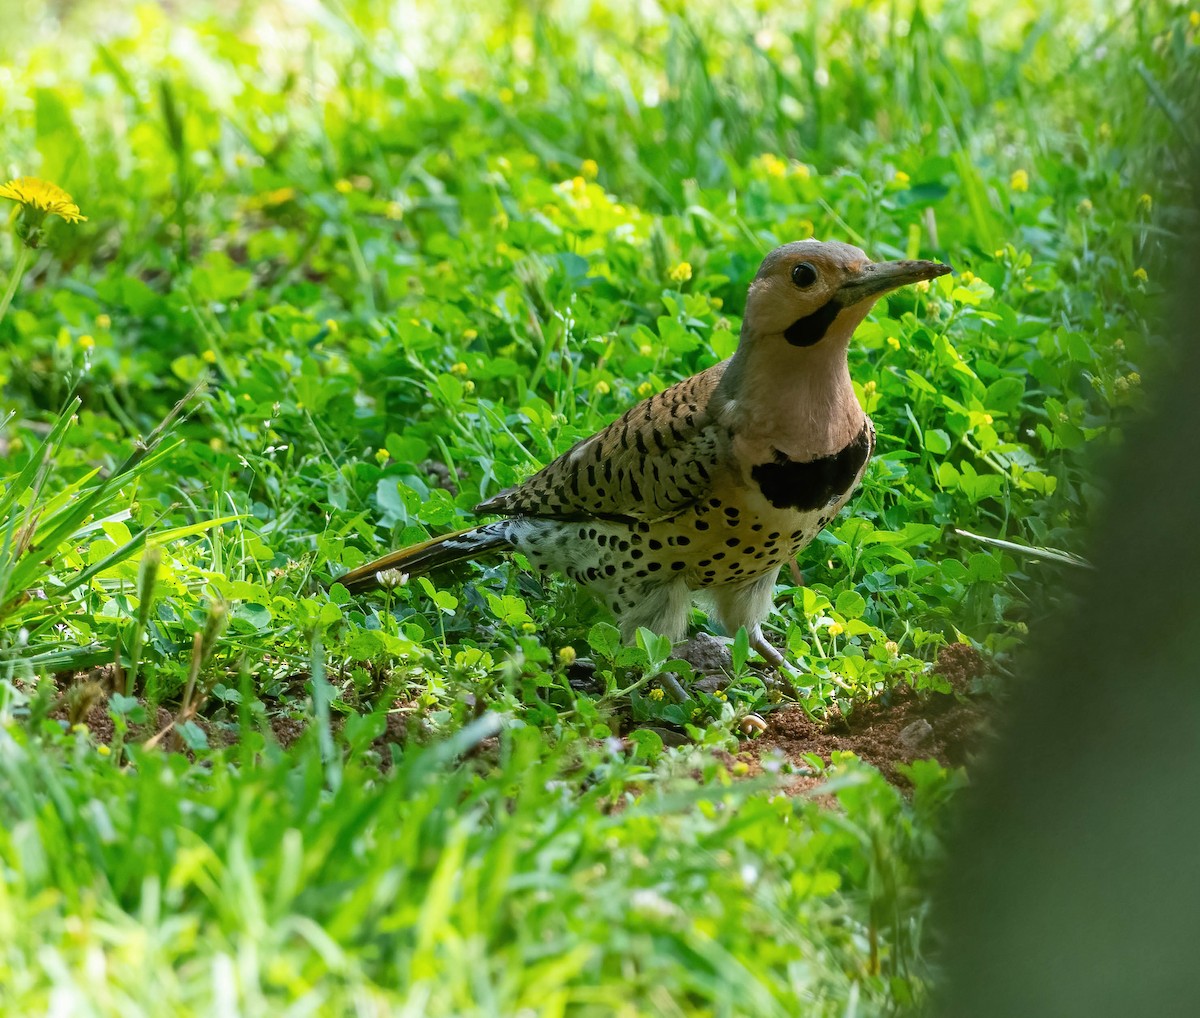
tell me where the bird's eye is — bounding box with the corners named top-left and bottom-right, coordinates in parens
top-left (791, 262), bottom-right (818, 288)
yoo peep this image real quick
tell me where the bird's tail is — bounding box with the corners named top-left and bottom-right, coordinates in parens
top-left (330, 522), bottom-right (513, 593)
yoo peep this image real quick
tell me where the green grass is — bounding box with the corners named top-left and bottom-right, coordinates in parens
top-left (0, 0), bottom-right (1196, 1013)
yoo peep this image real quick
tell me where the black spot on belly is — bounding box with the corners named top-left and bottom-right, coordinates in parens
top-left (784, 299), bottom-right (843, 347)
top-left (751, 422), bottom-right (872, 512)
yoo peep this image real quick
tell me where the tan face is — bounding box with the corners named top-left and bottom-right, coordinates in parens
top-left (744, 240), bottom-right (951, 347)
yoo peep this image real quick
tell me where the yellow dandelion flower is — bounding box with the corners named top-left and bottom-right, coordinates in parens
top-left (259, 187), bottom-right (296, 208)
top-left (1010, 168), bottom-right (1029, 192)
top-left (78, 334), bottom-right (95, 350)
top-left (581, 158), bottom-right (599, 180)
top-left (594, 380), bottom-right (611, 395)
top-left (759, 153), bottom-right (788, 178)
top-left (669, 261), bottom-right (692, 283)
top-left (334, 179), bottom-right (354, 194)
top-left (1133, 267), bottom-right (1148, 282)
top-left (1138, 193), bottom-right (1153, 213)
top-left (0, 177), bottom-right (87, 224)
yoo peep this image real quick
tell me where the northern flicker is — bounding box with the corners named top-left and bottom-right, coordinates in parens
top-left (333, 240), bottom-right (951, 667)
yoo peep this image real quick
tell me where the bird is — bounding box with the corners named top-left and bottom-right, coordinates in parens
top-left (333, 240), bottom-right (951, 668)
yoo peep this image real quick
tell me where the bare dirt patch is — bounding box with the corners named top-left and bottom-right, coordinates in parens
top-left (735, 644), bottom-right (992, 789)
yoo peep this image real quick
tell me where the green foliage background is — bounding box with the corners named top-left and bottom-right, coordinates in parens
top-left (0, 0), bottom-right (1195, 1013)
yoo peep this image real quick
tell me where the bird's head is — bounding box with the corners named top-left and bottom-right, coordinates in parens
top-left (742, 239), bottom-right (952, 349)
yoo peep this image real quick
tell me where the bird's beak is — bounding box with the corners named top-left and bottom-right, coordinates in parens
top-left (838, 258), bottom-right (953, 305)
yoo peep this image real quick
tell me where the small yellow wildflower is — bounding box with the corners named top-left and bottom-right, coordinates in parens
top-left (915, 279), bottom-right (930, 292)
top-left (496, 242), bottom-right (510, 255)
top-left (334, 179), bottom-right (354, 194)
top-left (385, 201), bottom-right (404, 220)
top-left (498, 87), bottom-right (515, 104)
top-left (520, 621), bottom-right (537, 634)
top-left (463, 380), bottom-right (475, 393)
top-left (581, 158), bottom-right (599, 179)
top-left (1077, 198), bottom-right (1093, 215)
top-left (241, 393), bottom-right (252, 402)
top-left (1114, 376), bottom-right (1129, 394)
top-left (893, 170), bottom-right (910, 186)
top-left (712, 689), bottom-right (727, 701)
top-left (202, 349), bottom-right (217, 364)
top-left (637, 381), bottom-right (653, 397)
top-left (648, 687), bottom-right (665, 702)
top-left (0, 176), bottom-right (87, 249)
top-left (1010, 168), bottom-right (1029, 192)
top-left (884, 640), bottom-right (899, 656)
top-left (1114, 338), bottom-right (1125, 351)
top-left (78, 334), bottom-right (94, 350)
top-left (638, 343), bottom-right (653, 357)
top-left (594, 380), bottom-right (611, 395)
top-left (960, 270), bottom-right (976, 284)
top-left (669, 261), bottom-right (692, 283)
top-left (760, 153), bottom-right (788, 178)
top-left (259, 187), bottom-right (296, 207)
top-left (1192, 10), bottom-right (1200, 27)
top-left (374, 447), bottom-right (390, 464)
top-left (325, 318), bottom-right (339, 333)
top-left (0, 177), bottom-right (87, 223)
top-left (96, 313), bottom-right (111, 329)
top-left (790, 162), bottom-right (811, 181)
top-left (797, 219), bottom-right (815, 238)
top-left (983, 413), bottom-right (994, 425)
top-left (463, 328), bottom-right (478, 341)
top-left (863, 380), bottom-right (877, 395)
top-left (993, 248), bottom-right (1006, 259)
top-left (1127, 371), bottom-right (1142, 387)
top-left (886, 335), bottom-right (901, 351)
top-left (1133, 267), bottom-right (1148, 282)
top-left (97, 744), bottom-right (111, 757)
top-left (557, 646), bottom-right (577, 666)
top-left (827, 622), bottom-right (844, 637)
top-left (1138, 193), bottom-right (1153, 213)
top-left (711, 296), bottom-right (723, 309)
top-left (450, 361), bottom-right (469, 376)
top-left (71, 723), bottom-right (89, 734)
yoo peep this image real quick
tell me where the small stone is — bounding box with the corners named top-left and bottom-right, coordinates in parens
top-left (899, 718), bottom-right (935, 750)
